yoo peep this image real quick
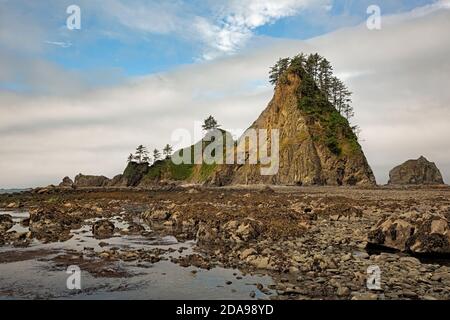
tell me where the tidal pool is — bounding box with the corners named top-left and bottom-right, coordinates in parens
top-left (0, 211), bottom-right (275, 300)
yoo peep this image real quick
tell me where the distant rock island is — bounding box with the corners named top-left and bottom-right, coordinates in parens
top-left (388, 156), bottom-right (444, 185)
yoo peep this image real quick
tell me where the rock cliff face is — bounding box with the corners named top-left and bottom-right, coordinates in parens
top-left (110, 162), bottom-right (150, 187)
top-left (388, 156), bottom-right (444, 185)
top-left (208, 72), bottom-right (376, 186)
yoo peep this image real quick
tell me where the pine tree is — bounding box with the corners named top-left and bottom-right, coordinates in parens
top-left (153, 149), bottom-right (161, 162)
top-left (352, 125), bottom-right (361, 140)
top-left (163, 144), bottom-right (173, 159)
top-left (202, 116), bottom-right (220, 131)
top-left (329, 77), bottom-right (352, 119)
top-left (135, 145), bottom-right (149, 164)
top-left (127, 153), bottom-right (134, 163)
top-left (305, 53), bottom-right (321, 83)
top-left (269, 58), bottom-right (290, 85)
top-left (318, 58), bottom-right (333, 99)
top-left (268, 52), bottom-right (355, 121)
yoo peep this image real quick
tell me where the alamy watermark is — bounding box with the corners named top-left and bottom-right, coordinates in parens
top-left (66, 265), bottom-right (82, 290)
top-left (63, 4), bottom-right (380, 34)
top-left (366, 265), bottom-right (382, 290)
top-left (367, 5), bottom-right (382, 30)
top-left (66, 5), bottom-right (81, 30)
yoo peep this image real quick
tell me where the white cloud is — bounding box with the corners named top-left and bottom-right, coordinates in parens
top-left (94, 0), bottom-right (327, 60)
top-left (196, 0), bottom-right (329, 59)
top-left (224, 0), bottom-right (321, 28)
top-left (45, 41), bottom-right (72, 48)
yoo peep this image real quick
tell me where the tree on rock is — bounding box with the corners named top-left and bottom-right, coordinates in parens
top-left (134, 145), bottom-right (149, 164)
top-left (330, 76), bottom-right (353, 120)
top-left (163, 144), bottom-right (173, 159)
top-left (202, 116), bottom-right (220, 131)
top-left (269, 58), bottom-right (290, 85)
top-left (305, 53), bottom-right (321, 83)
top-left (271, 53), bottom-right (355, 121)
top-left (127, 153), bottom-right (134, 163)
top-left (318, 58), bottom-right (333, 99)
top-left (153, 149), bottom-right (161, 162)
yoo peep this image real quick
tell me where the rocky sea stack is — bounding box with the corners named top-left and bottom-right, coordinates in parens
top-left (57, 54), bottom-right (377, 188)
top-left (139, 55), bottom-right (376, 187)
top-left (209, 69), bottom-right (376, 186)
top-left (388, 156), bottom-right (444, 185)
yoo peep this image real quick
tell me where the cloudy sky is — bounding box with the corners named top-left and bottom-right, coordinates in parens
top-left (1, 0), bottom-right (449, 188)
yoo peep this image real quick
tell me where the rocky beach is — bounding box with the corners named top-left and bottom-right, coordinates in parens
top-left (1, 185), bottom-right (449, 300)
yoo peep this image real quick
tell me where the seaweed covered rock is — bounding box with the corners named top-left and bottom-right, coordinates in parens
top-left (368, 211), bottom-right (450, 254)
top-left (222, 218), bottom-right (263, 243)
top-left (92, 220), bottom-right (115, 239)
top-left (29, 207), bottom-right (81, 242)
top-left (0, 214), bottom-right (14, 233)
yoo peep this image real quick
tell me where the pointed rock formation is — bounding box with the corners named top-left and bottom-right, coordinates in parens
top-left (388, 156), bottom-right (444, 185)
top-left (209, 71), bottom-right (376, 186)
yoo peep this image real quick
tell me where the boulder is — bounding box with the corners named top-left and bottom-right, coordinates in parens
top-left (318, 204), bottom-right (363, 221)
top-left (388, 156), bottom-right (444, 185)
top-left (368, 211), bottom-right (450, 254)
top-left (6, 202), bottom-right (18, 209)
top-left (240, 248), bottom-right (257, 260)
top-left (248, 256), bottom-right (271, 269)
top-left (0, 214), bottom-right (14, 233)
top-left (122, 223), bottom-right (145, 235)
top-left (59, 176), bottom-right (74, 188)
top-left (29, 207), bottom-right (80, 242)
top-left (92, 220), bottom-right (115, 239)
top-left (74, 174), bottom-right (110, 188)
top-left (142, 210), bottom-right (171, 222)
top-left (223, 218), bottom-right (263, 242)
top-left (33, 186), bottom-right (57, 194)
top-left (196, 222), bottom-right (219, 245)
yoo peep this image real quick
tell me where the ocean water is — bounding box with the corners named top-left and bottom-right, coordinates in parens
top-left (0, 189), bottom-right (30, 194)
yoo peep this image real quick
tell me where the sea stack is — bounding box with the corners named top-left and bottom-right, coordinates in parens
top-left (210, 69), bottom-right (376, 186)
